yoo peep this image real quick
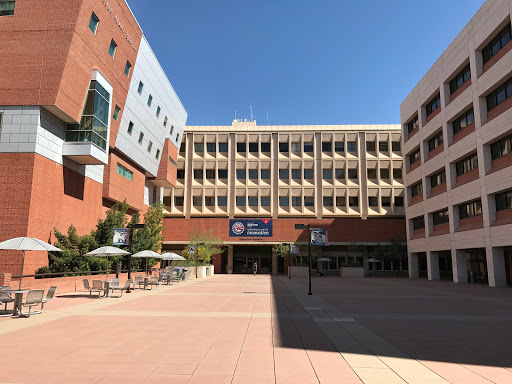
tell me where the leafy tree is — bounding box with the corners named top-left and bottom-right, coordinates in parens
top-left (181, 229), bottom-right (224, 265)
top-left (273, 243), bottom-right (290, 259)
top-left (375, 237), bottom-right (407, 276)
top-left (93, 201), bottom-right (130, 246)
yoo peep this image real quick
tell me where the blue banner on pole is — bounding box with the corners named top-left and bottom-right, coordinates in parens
top-left (229, 219), bottom-right (273, 237)
top-left (311, 228), bottom-right (328, 246)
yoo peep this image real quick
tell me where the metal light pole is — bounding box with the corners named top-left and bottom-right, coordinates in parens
top-left (126, 223), bottom-right (145, 293)
top-left (288, 243), bottom-right (291, 280)
top-left (294, 223), bottom-right (312, 295)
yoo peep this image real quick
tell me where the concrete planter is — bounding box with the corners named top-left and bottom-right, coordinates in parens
top-left (340, 267), bottom-right (364, 278)
top-left (289, 266), bottom-right (309, 277)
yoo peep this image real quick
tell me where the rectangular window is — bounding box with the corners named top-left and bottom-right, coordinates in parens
top-left (392, 141), bottom-right (401, 152)
top-left (335, 141), bottom-right (344, 152)
top-left (393, 168), bottom-right (402, 179)
top-left (194, 169), bottom-right (203, 180)
top-left (192, 196), bottom-right (202, 207)
top-left (108, 39), bottom-right (117, 58)
top-left (495, 190), bottom-right (512, 212)
top-left (407, 115), bottom-right (419, 133)
top-left (249, 142), bottom-right (259, 153)
top-left (249, 169), bottom-right (258, 180)
top-left (455, 153), bottom-right (478, 176)
top-left (279, 142), bottom-right (289, 153)
top-left (279, 169), bottom-right (289, 180)
top-left (323, 169), bottom-right (332, 180)
top-left (430, 169), bottom-right (446, 188)
top-left (304, 169), bottom-right (314, 180)
top-left (261, 196), bottom-right (271, 207)
top-left (291, 142), bottom-right (301, 153)
top-left (147, 94), bottom-right (153, 107)
top-left (367, 169), bottom-right (377, 179)
top-left (218, 169), bottom-right (228, 179)
top-left (177, 169), bottom-right (185, 179)
top-left (116, 163), bottom-right (133, 181)
top-left (292, 196), bottom-right (301, 207)
top-left (347, 141), bottom-right (357, 153)
top-left (323, 196), bottom-right (333, 207)
top-left (395, 196), bottom-right (404, 207)
top-left (205, 169), bottom-right (215, 179)
top-left (175, 196), bottom-right (184, 206)
top-left (236, 196), bottom-right (246, 207)
top-left (163, 117), bottom-right (168, 127)
top-left (113, 105), bottom-right (121, 121)
top-left (366, 141), bottom-right (376, 152)
top-left (482, 23), bottom-right (512, 65)
top-left (452, 108), bottom-right (474, 135)
top-left (219, 143), bottom-right (228, 153)
top-left (304, 197), bottom-right (314, 207)
top-left (248, 196), bottom-right (258, 207)
top-left (428, 131), bottom-right (443, 152)
top-left (368, 197), bottom-right (378, 207)
top-left (487, 77), bottom-right (512, 112)
top-left (89, 12), bottom-right (99, 33)
top-left (179, 143), bottom-right (185, 155)
top-left (156, 106), bottom-right (161, 118)
top-left (138, 131), bottom-right (144, 144)
top-left (206, 143), bottom-right (216, 153)
top-left (236, 169), bottom-right (246, 180)
top-left (137, 81), bottom-right (144, 94)
top-left (426, 93), bottom-right (441, 117)
top-left (492, 134), bottom-right (512, 161)
top-left (304, 142), bottom-right (314, 153)
top-left (217, 196), bottom-right (227, 207)
top-left (194, 143), bottom-right (204, 153)
top-left (335, 168), bottom-right (345, 180)
top-left (433, 209), bottom-right (449, 225)
top-left (348, 196), bottom-right (359, 207)
top-left (291, 168), bottom-right (301, 180)
top-left (413, 216), bottom-right (425, 230)
top-left (176, 133), bottom-right (179, 142)
top-left (409, 148), bottom-right (421, 165)
top-left (169, 156), bottom-right (177, 167)
top-left (322, 141), bottom-right (332, 152)
top-left (237, 142), bottom-right (246, 153)
top-left (155, 149), bottom-right (160, 159)
top-left (380, 168), bottom-right (390, 179)
top-left (348, 168), bottom-right (358, 180)
top-left (336, 196), bottom-right (346, 207)
top-left (382, 197), bottom-right (391, 207)
top-left (379, 141), bottom-right (389, 152)
top-left (411, 182), bottom-right (422, 197)
top-left (124, 61), bottom-right (132, 77)
top-left (261, 169), bottom-right (270, 179)
top-left (449, 64), bottom-right (471, 94)
top-left (205, 196), bottom-right (215, 207)
top-left (261, 142), bottom-right (271, 152)
top-left (459, 200), bottom-right (482, 219)
top-left (279, 196), bottom-right (289, 207)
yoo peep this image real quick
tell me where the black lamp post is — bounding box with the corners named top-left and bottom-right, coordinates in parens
top-left (295, 223), bottom-right (312, 295)
top-left (288, 243), bottom-right (291, 280)
top-left (126, 223), bottom-right (145, 293)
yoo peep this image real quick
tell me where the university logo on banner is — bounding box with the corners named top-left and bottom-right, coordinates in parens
top-left (229, 219), bottom-right (273, 237)
top-left (310, 228), bottom-right (328, 246)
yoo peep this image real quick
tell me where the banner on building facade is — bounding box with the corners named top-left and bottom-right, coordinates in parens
top-left (113, 228), bottom-right (129, 246)
top-left (310, 228), bottom-right (328, 246)
top-left (290, 245), bottom-right (299, 255)
top-left (229, 219), bottom-right (273, 237)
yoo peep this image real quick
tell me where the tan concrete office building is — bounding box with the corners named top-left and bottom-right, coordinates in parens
top-left (401, 0), bottom-right (512, 287)
top-left (161, 120), bottom-right (406, 274)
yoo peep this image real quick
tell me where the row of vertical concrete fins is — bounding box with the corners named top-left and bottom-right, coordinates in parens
top-left (401, 0), bottom-right (512, 287)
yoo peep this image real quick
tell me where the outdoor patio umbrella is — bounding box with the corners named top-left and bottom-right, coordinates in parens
top-left (132, 250), bottom-right (163, 274)
top-left (367, 258), bottom-right (382, 263)
top-left (85, 246), bottom-right (130, 280)
top-left (0, 237), bottom-right (63, 289)
top-left (161, 252), bottom-right (186, 270)
top-left (316, 257), bottom-right (332, 270)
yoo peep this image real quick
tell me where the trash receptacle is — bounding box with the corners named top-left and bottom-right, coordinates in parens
top-left (206, 267), bottom-right (210, 277)
top-left (182, 269), bottom-right (189, 280)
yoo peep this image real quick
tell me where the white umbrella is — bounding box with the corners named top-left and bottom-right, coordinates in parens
top-left (85, 246), bottom-right (130, 280)
top-left (316, 257), bottom-right (332, 262)
top-left (161, 252), bottom-right (186, 260)
top-left (0, 237), bottom-right (63, 289)
top-left (367, 258), bottom-right (382, 263)
top-left (132, 250), bottom-right (163, 274)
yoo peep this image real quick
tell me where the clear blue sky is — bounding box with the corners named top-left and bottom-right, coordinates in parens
top-left (126, 0), bottom-right (485, 126)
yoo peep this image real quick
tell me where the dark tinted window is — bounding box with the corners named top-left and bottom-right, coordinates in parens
top-left (237, 142), bottom-right (246, 153)
top-left (453, 108), bottom-right (474, 135)
top-left (433, 209), bottom-right (449, 225)
top-left (218, 169), bottom-right (228, 179)
top-left (428, 131), bottom-right (444, 152)
top-left (249, 142), bottom-right (258, 153)
top-left (322, 142), bottom-right (332, 152)
top-left (495, 190), bottom-right (512, 211)
top-left (482, 23), bottom-right (512, 65)
top-left (459, 200), bottom-right (482, 219)
top-left (407, 116), bottom-right (419, 133)
top-left (430, 169), bottom-right (446, 188)
top-left (487, 78), bottom-right (512, 112)
top-left (450, 64), bottom-right (471, 94)
top-left (491, 133), bottom-right (512, 161)
top-left (279, 142), bottom-right (289, 153)
top-left (219, 143), bottom-right (228, 153)
top-left (261, 142), bottom-right (271, 152)
top-left (455, 153), bottom-right (478, 176)
top-left (426, 93), bottom-right (441, 117)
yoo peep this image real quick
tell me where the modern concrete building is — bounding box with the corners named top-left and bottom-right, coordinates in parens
top-left (162, 121), bottom-right (406, 274)
top-left (0, 0), bottom-right (187, 275)
top-left (401, 0), bottom-right (512, 287)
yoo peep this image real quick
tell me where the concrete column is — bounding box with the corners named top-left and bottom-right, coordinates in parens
top-left (227, 245), bottom-right (233, 274)
top-left (408, 252), bottom-right (419, 279)
top-left (272, 248), bottom-right (278, 275)
top-left (452, 249), bottom-right (467, 283)
top-left (486, 246), bottom-right (507, 287)
top-left (427, 251), bottom-right (440, 281)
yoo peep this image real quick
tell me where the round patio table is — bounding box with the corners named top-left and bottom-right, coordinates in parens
top-left (2, 289), bottom-right (30, 316)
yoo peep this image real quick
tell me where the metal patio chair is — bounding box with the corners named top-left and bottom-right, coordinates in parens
top-left (20, 289), bottom-right (44, 317)
top-left (109, 279), bottom-right (131, 298)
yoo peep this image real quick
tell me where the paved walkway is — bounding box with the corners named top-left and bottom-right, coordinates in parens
top-left (0, 275), bottom-right (511, 383)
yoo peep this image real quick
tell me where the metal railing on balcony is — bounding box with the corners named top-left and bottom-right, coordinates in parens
top-left (65, 130), bottom-right (107, 151)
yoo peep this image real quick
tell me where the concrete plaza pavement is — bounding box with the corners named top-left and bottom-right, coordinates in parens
top-left (0, 274), bottom-right (511, 383)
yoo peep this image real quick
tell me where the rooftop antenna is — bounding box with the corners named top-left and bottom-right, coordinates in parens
top-left (267, 112), bottom-right (269, 126)
top-left (250, 105), bottom-right (253, 122)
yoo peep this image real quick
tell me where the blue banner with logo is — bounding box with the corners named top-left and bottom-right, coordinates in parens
top-left (229, 219), bottom-right (273, 237)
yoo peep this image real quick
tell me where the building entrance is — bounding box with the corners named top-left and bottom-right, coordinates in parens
top-left (233, 245), bottom-right (272, 274)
